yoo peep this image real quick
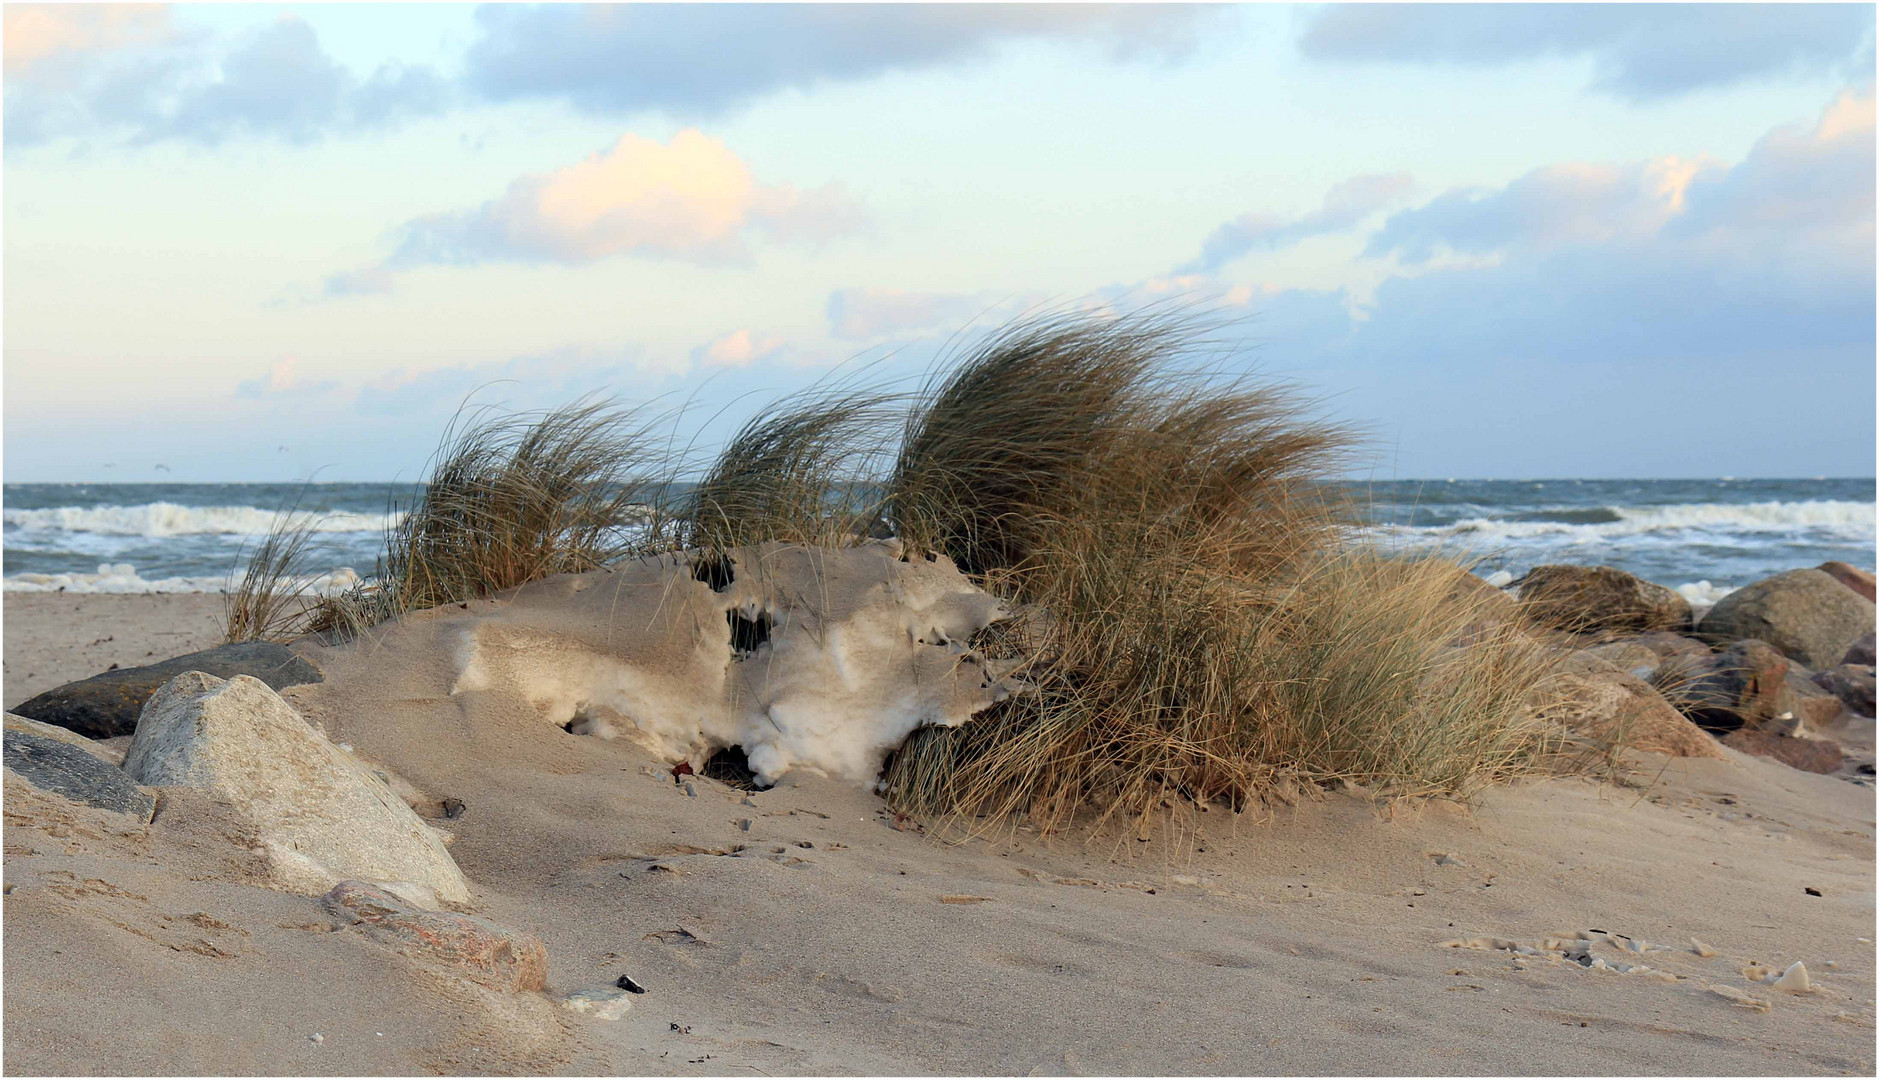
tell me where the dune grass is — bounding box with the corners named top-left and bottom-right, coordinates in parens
top-left (240, 309), bottom-right (1575, 825)
top-left (685, 387), bottom-right (901, 552)
top-left (874, 313), bottom-right (1562, 830)
top-left (222, 502), bottom-right (328, 644)
top-left (299, 397), bottom-right (674, 639)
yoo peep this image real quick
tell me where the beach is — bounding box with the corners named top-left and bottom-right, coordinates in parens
top-left (4, 581), bottom-right (1875, 1075)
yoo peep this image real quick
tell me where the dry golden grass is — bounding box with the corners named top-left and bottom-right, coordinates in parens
top-left (239, 310), bottom-right (1578, 826)
top-left (302, 397), bottom-right (674, 639)
top-left (222, 502), bottom-right (327, 643)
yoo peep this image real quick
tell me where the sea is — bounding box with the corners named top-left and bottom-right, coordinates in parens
top-left (3, 480), bottom-right (1874, 604)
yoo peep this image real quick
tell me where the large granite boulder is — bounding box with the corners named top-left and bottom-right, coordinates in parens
top-left (10, 642), bottom-right (322, 739)
top-left (1814, 664), bottom-right (1876, 718)
top-left (3, 727), bottom-right (155, 821)
top-left (1698, 569), bottom-right (1876, 670)
top-left (123, 672), bottom-right (468, 904)
top-left (1515, 565), bottom-right (1692, 637)
top-left (1548, 654), bottom-right (1723, 758)
top-left (1818, 561), bottom-right (1876, 603)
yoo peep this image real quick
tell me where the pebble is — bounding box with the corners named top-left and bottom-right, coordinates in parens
top-left (738, 819), bottom-right (752, 831)
top-left (309, 1033), bottom-right (324, 1044)
top-left (684, 783), bottom-right (696, 798)
top-left (742, 797), bottom-right (757, 807)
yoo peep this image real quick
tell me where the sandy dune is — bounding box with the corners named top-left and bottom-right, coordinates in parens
top-left (4, 590), bottom-right (1874, 1075)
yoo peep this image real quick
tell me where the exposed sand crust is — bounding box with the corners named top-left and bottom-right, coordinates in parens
top-left (4, 591), bottom-right (1876, 1075)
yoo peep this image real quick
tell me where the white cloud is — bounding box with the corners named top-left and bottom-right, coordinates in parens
top-left (332, 129), bottom-right (865, 293)
top-left (1179, 173), bottom-right (1414, 274)
top-left (690, 329), bottom-right (786, 370)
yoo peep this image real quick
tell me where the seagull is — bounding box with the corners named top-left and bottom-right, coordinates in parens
top-left (154, 464), bottom-right (171, 473)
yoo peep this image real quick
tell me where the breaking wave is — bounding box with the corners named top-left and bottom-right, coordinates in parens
top-left (2, 563), bottom-right (364, 595)
top-left (1413, 500), bottom-right (1873, 543)
top-left (3, 504), bottom-right (401, 538)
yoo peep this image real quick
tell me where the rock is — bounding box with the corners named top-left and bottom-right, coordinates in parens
top-left (1547, 660), bottom-right (1723, 758)
top-left (1653, 639), bottom-right (1791, 730)
top-left (5, 712), bottom-right (124, 764)
top-left (1699, 569), bottom-right (1875, 670)
top-left (1818, 561), bottom-right (1876, 603)
top-left (560, 988), bottom-right (635, 1020)
top-left (3, 729), bottom-right (156, 821)
top-left (1441, 567), bottom-right (1523, 646)
top-left (1579, 641), bottom-right (1664, 679)
top-left (323, 880), bottom-right (546, 993)
top-left (1844, 631), bottom-right (1876, 667)
top-left (1777, 671), bottom-right (1849, 729)
top-left (1514, 565), bottom-right (1692, 637)
top-left (1722, 729), bottom-right (1844, 774)
top-left (1628, 632), bottom-right (1712, 661)
top-left (1814, 664), bottom-right (1876, 718)
top-left (10, 642), bottom-right (323, 739)
top-left (123, 672), bottom-right (469, 903)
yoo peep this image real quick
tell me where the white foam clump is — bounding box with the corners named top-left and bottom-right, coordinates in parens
top-left (3, 503), bottom-right (400, 537)
top-left (447, 540), bottom-right (1021, 787)
top-left (1674, 579), bottom-right (1738, 621)
top-left (4, 563), bottom-right (362, 595)
top-left (1481, 570), bottom-right (1515, 588)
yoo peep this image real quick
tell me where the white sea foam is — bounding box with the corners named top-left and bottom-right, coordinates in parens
top-left (3, 563), bottom-right (362, 595)
top-left (1418, 500), bottom-right (1874, 543)
top-left (3, 503), bottom-right (401, 538)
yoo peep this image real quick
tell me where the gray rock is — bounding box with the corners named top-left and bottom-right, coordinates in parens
top-left (1655, 639), bottom-right (1792, 730)
top-left (5, 712), bottom-right (124, 764)
top-left (1514, 565), bottom-right (1692, 637)
top-left (3, 729), bottom-right (155, 821)
top-left (9, 642), bottom-right (322, 739)
top-left (124, 672), bottom-right (468, 903)
top-left (1844, 631), bottom-right (1876, 667)
top-left (1814, 665), bottom-right (1876, 718)
top-left (1699, 569), bottom-right (1876, 670)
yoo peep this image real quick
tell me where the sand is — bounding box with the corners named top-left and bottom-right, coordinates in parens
top-left (4, 589), bottom-right (1875, 1075)
top-left (4, 593), bottom-right (227, 704)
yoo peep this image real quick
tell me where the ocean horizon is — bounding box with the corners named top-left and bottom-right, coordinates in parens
top-left (4, 477), bottom-right (1873, 598)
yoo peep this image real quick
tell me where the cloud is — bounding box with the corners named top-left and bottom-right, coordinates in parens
top-left (235, 356), bottom-right (338, 400)
top-left (690, 330), bottom-right (786, 370)
top-left (1298, 4), bottom-right (1875, 102)
top-left (3, 4), bottom-right (170, 71)
top-left (1179, 172), bottom-right (1413, 274)
top-left (1207, 87), bottom-right (1875, 475)
top-left (5, 12), bottom-right (450, 147)
top-left (462, 4), bottom-right (1218, 119)
top-left (1364, 84), bottom-right (1873, 283)
top-left (336, 129), bottom-right (864, 288)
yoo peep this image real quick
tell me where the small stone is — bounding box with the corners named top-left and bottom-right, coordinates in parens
top-left (1691, 938), bottom-right (1716, 957)
top-left (561, 988), bottom-right (635, 1021)
top-left (1771, 961), bottom-right (1813, 993)
top-left (309, 1033), bottom-right (324, 1044)
top-left (1433, 853), bottom-right (1466, 867)
top-left (323, 880), bottom-right (547, 993)
top-left (738, 818), bottom-right (751, 831)
top-left (684, 782), bottom-right (696, 798)
top-left (741, 797), bottom-right (757, 807)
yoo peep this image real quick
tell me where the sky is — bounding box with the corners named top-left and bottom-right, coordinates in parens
top-left (3, 2), bottom-right (1874, 483)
